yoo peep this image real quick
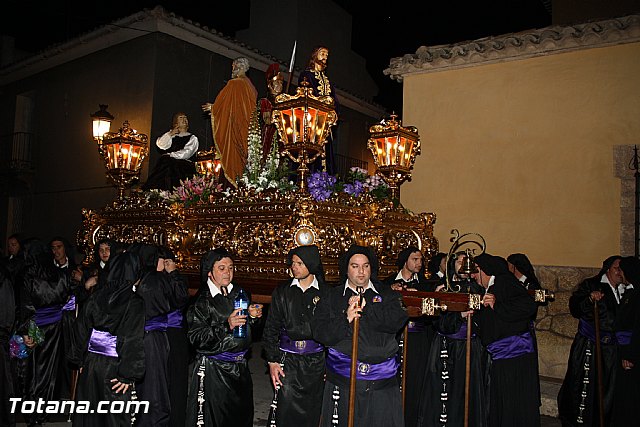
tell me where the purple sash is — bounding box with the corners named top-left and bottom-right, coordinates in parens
top-left (326, 348), bottom-right (398, 380)
top-left (34, 305), bottom-right (63, 327)
top-left (578, 319), bottom-right (615, 344)
top-left (208, 350), bottom-right (248, 362)
top-left (486, 331), bottom-right (535, 361)
top-left (167, 310), bottom-right (183, 328)
top-left (88, 329), bottom-right (118, 358)
top-left (62, 295), bottom-right (76, 311)
top-left (279, 333), bottom-right (324, 354)
top-left (616, 330), bottom-right (632, 346)
top-left (438, 322), bottom-right (475, 340)
top-left (145, 314), bottom-right (168, 332)
top-left (407, 320), bottom-right (425, 333)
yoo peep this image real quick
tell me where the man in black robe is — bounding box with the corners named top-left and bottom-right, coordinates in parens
top-left (472, 253), bottom-right (539, 427)
top-left (312, 245), bottom-right (408, 427)
top-left (506, 253), bottom-right (541, 290)
top-left (263, 244), bottom-right (326, 427)
top-left (383, 246), bottom-right (438, 427)
top-left (128, 243), bottom-right (187, 427)
top-left (186, 248), bottom-right (263, 427)
top-left (158, 246), bottom-right (190, 427)
top-left (17, 238), bottom-right (75, 425)
top-left (143, 112), bottom-right (199, 191)
top-left (612, 256), bottom-right (640, 426)
top-left (417, 252), bottom-right (488, 427)
top-left (558, 255), bottom-right (623, 427)
top-left (67, 250), bottom-right (146, 427)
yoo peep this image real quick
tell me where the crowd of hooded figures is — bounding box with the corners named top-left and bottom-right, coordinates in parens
top-left (1, 233), bottom-right (639, 427)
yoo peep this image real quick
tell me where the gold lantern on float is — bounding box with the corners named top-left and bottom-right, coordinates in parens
top-left (99, 121), bottom-right (149, 199)
top-left (271, 78), bottom-right (338, 191)
top-left (367, 113), bottom-right (420, 200)
top-left (90, 104), bottom-right (114, 143)
top-left (195, 148), bottom-right (222, 180)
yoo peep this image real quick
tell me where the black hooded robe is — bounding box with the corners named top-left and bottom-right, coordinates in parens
top-left (416, 281), bottom-right (488, 427)
top-left (67, 251), bottom-right (146, 427)
top-left (557, 271), bottom-right (620, 427)
top-left (312, 245), bottom-right (408, 427)
top-left (382, 267), bottom-right (437, 427)
top-left (186, 283), bottom-right (259, 427)
top-left (17, 249), bottom-right (74, 425)
top-left (474, 272), bottom-right (539, 427)
top-left (131, 244), bottom-right (186, 427)
top-left (263, 245), bottom-right (326, 427)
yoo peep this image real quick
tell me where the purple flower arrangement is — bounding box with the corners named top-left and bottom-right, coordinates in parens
top-left (307, 171), bottom-right (337, 202)
top-left (306, 167), bottom-right (389, 202)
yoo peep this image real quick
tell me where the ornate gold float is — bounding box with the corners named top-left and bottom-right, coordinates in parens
top-left (79, 101), bottom-right (436, 299)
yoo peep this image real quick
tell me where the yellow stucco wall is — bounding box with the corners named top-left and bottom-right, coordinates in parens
top-left (401, 43), bottom-right (640, 268)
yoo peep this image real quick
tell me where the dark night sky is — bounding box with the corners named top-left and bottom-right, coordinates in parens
top-left (3, 0), bottom-right (551, 112)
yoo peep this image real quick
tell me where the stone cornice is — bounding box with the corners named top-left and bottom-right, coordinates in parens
top-left (384, 14), bottom-right (640, 81)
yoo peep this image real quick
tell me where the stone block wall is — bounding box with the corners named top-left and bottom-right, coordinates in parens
top-left (534, 265), bottom-right (599, 379)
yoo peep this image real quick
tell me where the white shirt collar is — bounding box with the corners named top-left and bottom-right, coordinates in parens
top-left (486, 276), bottom-right (496, 290)
top-left (55, 258), bottom-right (69, 268)
top-left (207, 278), bottom-right (234, 297)
top-left (601, 273), bottom-right (620, 303)
top-left (395, 271), bottom-right (418, 282)
top-left (436, 271), bottom-right (444, 278)
top-left (518, 274), bottom-right (527, 283)
top-left (290, 276), bottom-right (319, 292)
top-left (342, 279), bottom-right (378, 296)
top-left (100, 260), bottom-right (106, 269)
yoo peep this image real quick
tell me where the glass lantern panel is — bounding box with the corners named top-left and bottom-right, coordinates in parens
top-left (278, 110), bottom-right (294, 145)
top-left (93, 119), bottom-right (111, 141)
top-left (129, 145), bottom-right (144, 170)
top-left (397, 137), bottom-right (411, 167)
top-left (292, 107), bottom-right (306, 143)
top-left (312, 110), bottom-right (328, 144)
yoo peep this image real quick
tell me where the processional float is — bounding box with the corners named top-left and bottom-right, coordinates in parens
top-left (82, 79), bottom-right (554, 427)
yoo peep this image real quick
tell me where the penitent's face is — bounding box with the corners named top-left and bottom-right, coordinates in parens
top-left (290, 254), bottom-right (310, 280)
top-left (7, 238), bottom-right (20, 256)
top-left (209, 257), bottom-right (234, 287)
top-left (347, 254), bottom-right (370, 288)
top-left (51, 240), bottom-right (66, 264)
top-left (404, 252), bottom-right (423, 275)
top-left (98, 243), bottom-right (111, 263)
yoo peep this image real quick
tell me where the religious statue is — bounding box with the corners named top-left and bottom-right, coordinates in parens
top-left (143, 112), bottom-right (199, 191)
top-left (298, 46), bottom-right (338, 174)
top-left (260, 63), bottom-right (284, 162)
top-left (202, 57), bottom-right (258, 187)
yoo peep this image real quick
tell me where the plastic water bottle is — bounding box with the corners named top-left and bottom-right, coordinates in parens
top-left (233, 288), bottom-right (249, 338)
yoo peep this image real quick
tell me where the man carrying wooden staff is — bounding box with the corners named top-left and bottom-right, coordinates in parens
top-left (312, 245), bottom-right (408, 427)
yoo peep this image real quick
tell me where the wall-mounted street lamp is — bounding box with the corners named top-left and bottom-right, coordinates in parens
top-left (90, 104), bottom-right (114, 143)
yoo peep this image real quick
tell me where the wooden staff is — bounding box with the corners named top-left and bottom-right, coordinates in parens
top-left (401, 324), bottom-right (409, 412)
top-left (593, 299), bottom-right (605, 427)
top-left (348, 289), bottom-right (364, 427)
top-left (464, 312), bottom-right (473, 427)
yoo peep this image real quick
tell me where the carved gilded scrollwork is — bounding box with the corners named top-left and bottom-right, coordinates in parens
top-left (77, 190), bottom-right (438, 292)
